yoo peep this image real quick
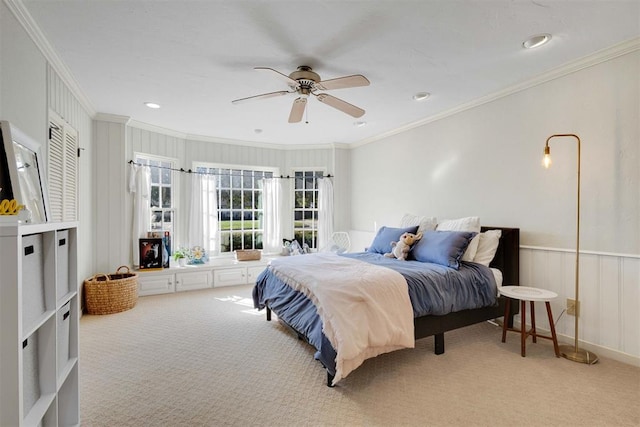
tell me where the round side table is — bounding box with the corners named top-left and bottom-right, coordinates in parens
top-left (500, 286), bottom-right (560, 358)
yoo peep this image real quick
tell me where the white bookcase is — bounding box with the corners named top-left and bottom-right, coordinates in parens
top-left (0, 221), bottom-right (79, 426)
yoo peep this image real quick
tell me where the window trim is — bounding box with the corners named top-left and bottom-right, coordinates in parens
top-left (133, 152), bottom-right (179, 241)
top-left (290, 167), bottom-right (326, 250)
top-left (193, 161), bottom-right (280, 255)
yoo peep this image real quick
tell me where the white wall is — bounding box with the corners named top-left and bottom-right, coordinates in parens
top-left (1, 2), bottom-right (96, 297)
top-left (0, 2), bottom-right (47, 145)
top-left (349, 49), bottom-right (640, 362)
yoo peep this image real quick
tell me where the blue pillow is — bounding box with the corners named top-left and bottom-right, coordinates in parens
top-left (411, 230), bottom-right (476, 269)
top-left (367, 225), bottom-right (419, 255)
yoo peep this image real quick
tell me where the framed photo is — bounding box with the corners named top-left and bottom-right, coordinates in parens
top-left (0, 121), bottom-right (49, 223)
top-left (139, 238), bottom-right (163, 270)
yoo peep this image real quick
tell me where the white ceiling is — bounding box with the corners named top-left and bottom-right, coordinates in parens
top-left (19, 0), bottom-right (640, 146)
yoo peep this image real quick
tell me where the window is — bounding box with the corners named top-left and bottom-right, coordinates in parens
top-left (48, 113), bottom-right (78, 221)
top-left (293, 170), bottom-right (324, 250)
top-left (134, 154), bottom-right (175, 237)
top-left (194, 164), bottom-right (276, 254)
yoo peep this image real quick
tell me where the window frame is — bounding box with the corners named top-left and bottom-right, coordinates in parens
top-left (133, 152), bottom-right (177, 239)
top-left (291, 168), bottom-right (326, 251)
top-left (193, 161), bottom-right (280, 255)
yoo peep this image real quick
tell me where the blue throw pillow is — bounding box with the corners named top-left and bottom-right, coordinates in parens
top-left (411, 230), bottom-right (476, 269)
top-left (367, 225), bottom-right (419, 255)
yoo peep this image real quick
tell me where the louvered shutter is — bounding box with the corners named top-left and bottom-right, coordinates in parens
top-left (48, 116), bottom-right (78, 221)
top-left (63, 129), bottom-right (78, 221)
top-left (48, 121), bottom-right (65, 221)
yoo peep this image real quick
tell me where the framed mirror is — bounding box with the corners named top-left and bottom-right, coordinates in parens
top-left (0, 121), bottom-right (49, 223)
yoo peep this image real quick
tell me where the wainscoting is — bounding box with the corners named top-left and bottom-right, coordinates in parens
top-left (520, 246), bottom-right (639, 366)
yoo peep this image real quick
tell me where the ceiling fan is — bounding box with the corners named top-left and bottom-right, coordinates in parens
top-left (232, 66), bottom-right (370, 123)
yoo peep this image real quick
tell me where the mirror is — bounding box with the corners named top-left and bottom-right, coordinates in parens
top-left (0, 121), bottom-right (49, 223)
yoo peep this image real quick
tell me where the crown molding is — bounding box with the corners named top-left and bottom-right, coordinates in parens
top-left (350, 37), bottom-right (640, 149)
top-left (125, 119), bottom-right (337, 151)
top-left (94, 113), bottom-right (130, 125)
top-left (5, 0), bottom-right (97, 117)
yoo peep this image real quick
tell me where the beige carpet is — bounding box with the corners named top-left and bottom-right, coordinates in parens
top-left (80, 285), bottom-right (639, 426)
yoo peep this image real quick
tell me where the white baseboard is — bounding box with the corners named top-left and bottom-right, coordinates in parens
top-left (509, 320), bottom-right (640, 367)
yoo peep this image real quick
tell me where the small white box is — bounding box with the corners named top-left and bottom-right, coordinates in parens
top-left (56, 230), bottom-right (70, 301)
top-left (57, 301), bottom-right (71, 375)
top-left (22, 332), bottom-right (41, 415)
top-left (22, 234), bottom-right (46, 330)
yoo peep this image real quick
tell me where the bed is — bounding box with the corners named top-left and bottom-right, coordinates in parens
top-left (253, 226), bottom-right (520, 387)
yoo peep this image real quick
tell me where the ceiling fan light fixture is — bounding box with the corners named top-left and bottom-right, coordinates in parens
top-left (413, 92), bottom-right (430, 101)
top-left (144, 102), bottom-right (161, 109)
top-left (523, 33), bottom-right (552, 49)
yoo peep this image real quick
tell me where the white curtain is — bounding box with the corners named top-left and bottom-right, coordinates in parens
top-left (262, 178), bottom-right (282, 254)
top-left (129, 163), bottom-right (151, 266)
top-left (317, 177), bottom-right (334, 252)
top-left (188, 173), bottom-right (218, 254)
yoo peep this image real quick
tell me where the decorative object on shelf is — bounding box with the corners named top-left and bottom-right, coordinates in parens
top-left (173, 247), bottom-right (190, 267)
top-left (0, 198), bottom-right (24, 215)
top-left (162, 231), bottom-right (171, 268)
top-left (235, 249), bottom-right (262, 261)
top-left (542, 133), bottom-right (598, 365)
top-left (139, 238), bottom-right (163, 270)
top-left (83, 265), bottom-right (138, 315)
top-left (189, 246), bottom-right (208, 265)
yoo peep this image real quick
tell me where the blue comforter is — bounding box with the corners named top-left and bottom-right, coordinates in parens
top-left (252, 252), bottom-right (497, 377)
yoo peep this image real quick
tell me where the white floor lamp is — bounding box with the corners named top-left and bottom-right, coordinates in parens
top-left (543, 133), bottom-right (598, 364)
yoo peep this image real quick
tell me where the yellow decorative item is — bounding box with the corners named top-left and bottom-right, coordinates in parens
top-left (0, 199), bottom-right (24, 215)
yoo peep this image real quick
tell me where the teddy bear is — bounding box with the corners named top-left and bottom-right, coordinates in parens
top-left (384, 231), bottom-right (423, 261)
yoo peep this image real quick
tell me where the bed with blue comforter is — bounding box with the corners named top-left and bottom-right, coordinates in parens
top-left (252, 226), bottom-right (520, 386)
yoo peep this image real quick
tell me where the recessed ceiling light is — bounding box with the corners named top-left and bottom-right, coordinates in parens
top-left (523, 33), bottom-right (552, 49)
top-left (413, 92), bottom-right (430, 101)
top-left (254, 128), bottom-right (263, 134)
top-left (144, 102), bottom-right (161, 109)
top-left (354, 121), bottom-right (367, 127)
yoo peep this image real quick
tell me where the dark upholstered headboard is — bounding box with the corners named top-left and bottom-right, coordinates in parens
top-left (481, 227), bottom-right (520, 287)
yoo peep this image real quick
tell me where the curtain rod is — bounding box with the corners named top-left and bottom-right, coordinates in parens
top-left (127, 160), bottom-right (333, 179)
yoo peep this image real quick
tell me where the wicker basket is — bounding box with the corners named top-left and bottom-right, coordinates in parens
top-left (234, 249), bottom-right (262, 261)
top-left (84, 266), bottom-right (138, 315)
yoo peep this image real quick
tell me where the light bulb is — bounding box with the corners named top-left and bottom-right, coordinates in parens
top-left (543, 146), bottom-right (552, 168)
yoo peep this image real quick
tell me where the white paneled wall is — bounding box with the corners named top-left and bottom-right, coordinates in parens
top-left (520, 247), bottom-right (639, 363)
top-left (46, 65), bottom-right (94, 290)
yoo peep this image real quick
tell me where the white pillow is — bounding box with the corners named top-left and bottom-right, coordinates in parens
top-left (436, 216), bottom-right (481, 261)
top-left (473, 229), bottom-right (502, 266)
top-left (399, 213), bottom-right (438, 234)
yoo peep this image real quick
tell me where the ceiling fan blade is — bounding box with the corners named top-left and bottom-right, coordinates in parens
top-left (231, 90), bottom-right (290, 104)
top-left (288, 97), bottom-right (307, 123)
top-left (315, 75), bottom-right (370, 91)
top-left (315, 93), bottom-right (365, 118)
top-left (255, 67), bottom-right (300, 88)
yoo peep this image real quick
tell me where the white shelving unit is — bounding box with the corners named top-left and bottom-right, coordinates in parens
top-left (0, 221), bottom-right (79, 426)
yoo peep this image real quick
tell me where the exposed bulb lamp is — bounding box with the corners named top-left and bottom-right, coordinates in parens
top-left (543, 134), bottom-right (598, 364)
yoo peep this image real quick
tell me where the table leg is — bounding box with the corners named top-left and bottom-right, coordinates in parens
top-left (545, 301), bottom-right (560, 357)
top-left (520, 300), bottom-right (526, 357)
top-left (502, 297), bottom-right (511, 343)
top-left (530, 301), bottom-right (537, 343)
